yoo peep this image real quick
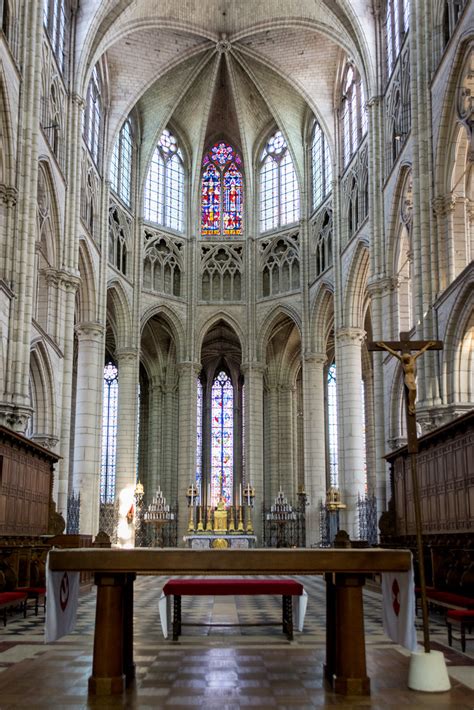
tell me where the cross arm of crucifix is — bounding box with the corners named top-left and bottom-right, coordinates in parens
top-left (366, 333), bottom-right (443, 356)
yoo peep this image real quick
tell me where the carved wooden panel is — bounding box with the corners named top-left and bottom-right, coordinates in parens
top-left (386, 412), bottom-right (474, 537)
top-left (0, 427), bottom-right (58, 536)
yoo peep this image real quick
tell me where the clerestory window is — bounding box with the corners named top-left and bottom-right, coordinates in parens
top-left (110, 119), bottom-right (133, 207)
top-left (144, 128), bottom-right (184, 232)
top-left (260, 130), bottom-right (299, 232)
top-left (311, 120), bottom-right (332, 211)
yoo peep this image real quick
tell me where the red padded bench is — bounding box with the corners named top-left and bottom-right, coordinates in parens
top-left (415, 586), bottom-right (474, 615)
top-left (0, 591), bottom-right (27, 626)
top-left (17, 587), bottom-right (46, 616)
top-left (446, 610), bottom-right (474, 653)
top-left (161, 578), bottom-right (305, 641)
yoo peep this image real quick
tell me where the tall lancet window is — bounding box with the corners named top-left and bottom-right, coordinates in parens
top-left (327, 364), bottom-right (338, 487)
top-left (196, 378), bottom-right (203, 493)
top-left (144, 128), bottom-right (184, 232)
top-left (211, 371), bottom-right (233, 505)
top-left (201, 142), bottom-right (243, 237)
top-left (260, 129), bottom-right (299, 232)
top-left (101, 362), bottom-right (118, 503)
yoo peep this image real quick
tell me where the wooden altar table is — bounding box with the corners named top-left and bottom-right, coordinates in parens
top-left (47, 547), bottom-right (411, 697)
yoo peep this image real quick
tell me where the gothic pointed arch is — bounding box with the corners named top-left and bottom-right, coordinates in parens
top-left (310, 284), bottom-right (334, 355)
top-left (343, 242), bottom-right (370, 329)
top-left (257, 304), bottom-right (302, 363)
top-left (106, 281), bottom-right (132, 349)
top-left (77, 238), bottom-right (98, 324)
top-left (29, 341), bottom-right (57, 443)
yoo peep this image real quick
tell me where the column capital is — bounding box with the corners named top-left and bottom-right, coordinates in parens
top-left (0, 184), bottom-right (18, 207)
top-left (336, 327), bottom-right (366, 345)
top-left (432, 194), bottom-right (456, 217)
top-left (366, 275), bottom-right (397, 297)
top-left (176, 360), bottom-right (202, 377)
top-left (115, 348), bottom-right (139, 365)
top-left (241, 361), bottom-right (266, 375)
top-left (74, 322), bottom-right (105, 341)
top-left (303, 351), bottom-right (326, 366)
top-left (71, 93), bottom-right (85, 109)
top-left (366, 94), bottom-right (383, 109)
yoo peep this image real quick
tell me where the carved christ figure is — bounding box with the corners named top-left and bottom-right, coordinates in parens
top-left (376, 340), bottom-right (437, 415)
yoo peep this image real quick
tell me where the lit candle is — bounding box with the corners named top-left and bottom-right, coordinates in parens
top-left (239, 483), bottom-right (242, 507)
top-left (208, 484), bottom-right (211, 505)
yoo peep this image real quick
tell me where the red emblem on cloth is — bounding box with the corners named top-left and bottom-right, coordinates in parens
top-left (392, 578), bottom-right (400, 617)
top-left (59, 572), bottom-right (70, 611)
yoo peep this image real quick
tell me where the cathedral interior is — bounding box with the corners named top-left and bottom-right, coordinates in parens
top-left (0, 0), bottom-right (473, 706)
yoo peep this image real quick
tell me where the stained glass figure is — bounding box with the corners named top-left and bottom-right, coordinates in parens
top-left (201, 163), bottom-right (221, 235)
top-left (201, 142), bottom-right (243, 237)
top-left (223, 163), bottom-right (242, 235)
top-left (210, 371), bottom-right (233, 506)
top-left (327, 364), bottom-right (338, 488)
top-left (101, 363), bottom-right (118, 504)
top-left (196, 378), bottom-right (203, 494)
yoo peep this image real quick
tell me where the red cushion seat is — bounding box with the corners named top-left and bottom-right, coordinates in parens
top-left (163, 578), bottom-right (303, 597)
top-left (447, 609), bottom-right (474, 620)
top-left (0, 592), bottom-right (27, 604)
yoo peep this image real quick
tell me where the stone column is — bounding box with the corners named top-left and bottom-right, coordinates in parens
top-left (54, 272), bottom-right (80, 516)
top-left (265, 382), bottom-right (279, 503)
top-left (147, 376), bottom-right (163, 499)
top-left (336, 328), bottom-right (366, 539)
top-left (0, 1), bottom-right (43, 431)
top-left (72, 323), bottom-right (105, 535)
top-left (241, 362), bottom-right (264, 541)
top-left (114, 349), bottom-right (140, 498)
top-left (160, 382), bottom-right (177, 501)
top-left (302, 353), bottom-right (327, 547)
top-left (278, 385), bottom-right (295, 496)
top-left (176, 361), bottom-right (201, 544)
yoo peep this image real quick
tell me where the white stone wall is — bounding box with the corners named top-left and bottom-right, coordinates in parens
top-left (0, 1), bottom-right (472, 544)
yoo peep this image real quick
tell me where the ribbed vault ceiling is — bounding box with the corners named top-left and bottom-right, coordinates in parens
top-left (76, 0), bottom-right (375, 178)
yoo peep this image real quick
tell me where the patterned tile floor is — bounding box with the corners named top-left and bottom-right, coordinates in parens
top-left (0, 575), bottom-right (472, 708)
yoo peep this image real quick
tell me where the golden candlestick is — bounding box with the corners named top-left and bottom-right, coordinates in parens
top-left (246, 506), bottom-right (253, 534)
top-left (228, 506), bottom-right (235, 533)
top-left (237, 505), bottom-right (244, 532)
top-left (205, 506), bottom-right (213, 532)
top-left (196, 505), bottom-right (204, 532)
top-left (187, 504), bottom-right (195, 533)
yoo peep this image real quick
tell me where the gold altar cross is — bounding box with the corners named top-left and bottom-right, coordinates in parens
top-left (367, 332), bottom-right (442, 453)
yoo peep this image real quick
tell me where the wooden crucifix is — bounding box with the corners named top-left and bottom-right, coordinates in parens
top-left (367, 332), bottom-right (443, 654)
top-left (368, 333), bottom-right (443, 453)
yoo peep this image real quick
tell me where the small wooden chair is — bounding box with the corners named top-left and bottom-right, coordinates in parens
top-left (446, 609), bottom-right (474, 653)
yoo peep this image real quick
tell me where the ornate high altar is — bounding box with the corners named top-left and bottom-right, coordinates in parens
top-left (184, 488), bottom-right (257, 549)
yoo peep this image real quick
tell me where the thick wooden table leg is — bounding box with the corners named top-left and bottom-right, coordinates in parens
top-left (123, 573), bottom-right (136, 685)
top-left (324, 572), bottom-right (337, 684)
top-left (333, 573), bottom-right (370, 696)
top-left (88, 573), bottom-right (126, 695)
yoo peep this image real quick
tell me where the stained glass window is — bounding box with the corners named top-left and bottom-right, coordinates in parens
top-left (341, 64), bottom-right (367, 168)
top-left (311, 121), bottom-right (332, 210)
top-left (210, 371), bottom-right (233, 506)
top-left (43, 0), bottom-right (67, 72)
top-left (386, 0), bottom-right (409, 77)
top-left (327, 364), bottom-right (338, 487)
top-left (110, 119), bottom-right (133, 207)
top-left (100, 363), bottom-right (118, 504)
top-left (83, 65), bottom-right (102, 166)
top-left (260, 130), bottom-right (300, 232)
top-left (201, 142), bottom-right (243, 237)
top-left (196, 378), bottom-right (203, 494)
top-left (144, 128), bottom-right (184, 232)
